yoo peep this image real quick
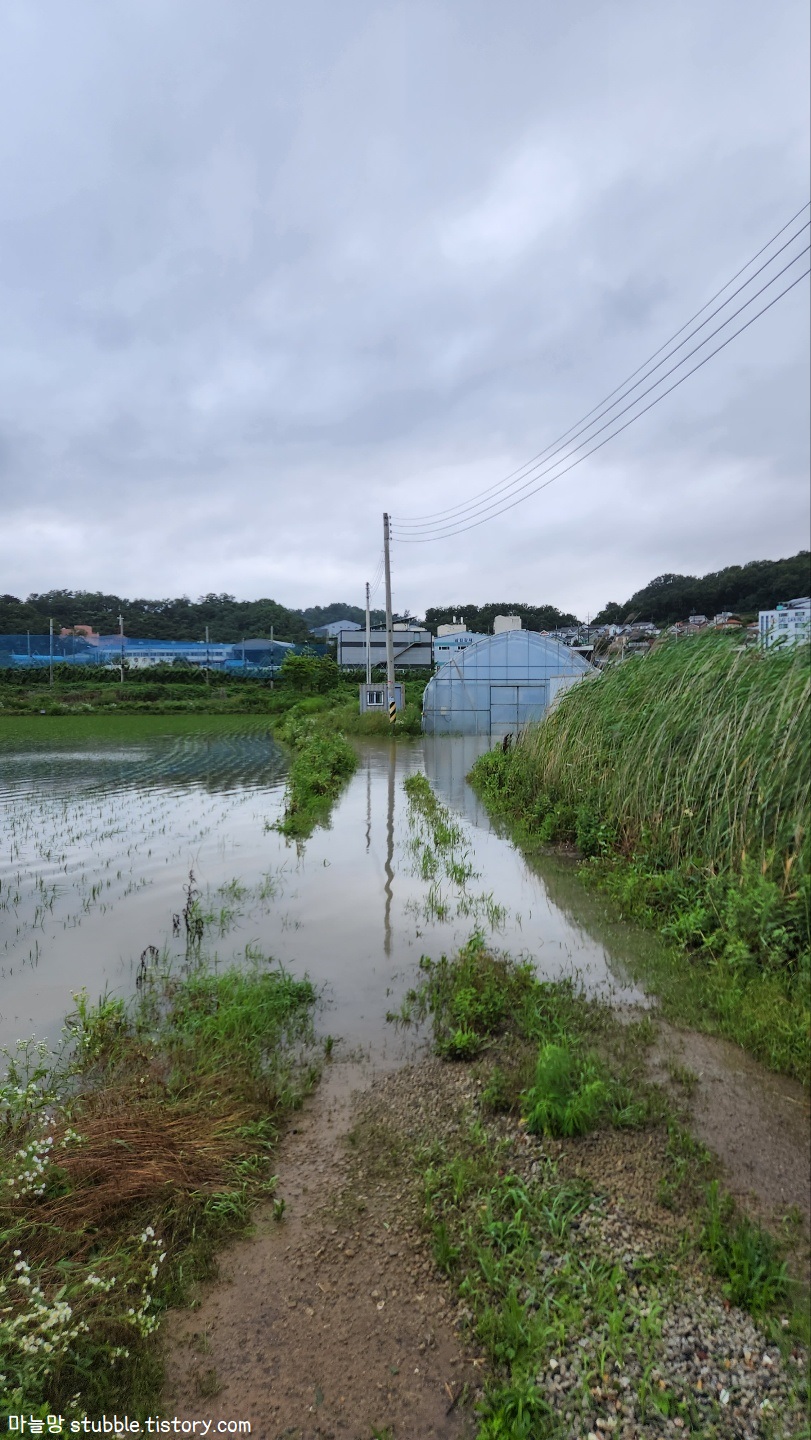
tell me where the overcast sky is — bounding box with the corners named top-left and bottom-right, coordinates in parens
top-left (0, 0), bottom-right (808, 620)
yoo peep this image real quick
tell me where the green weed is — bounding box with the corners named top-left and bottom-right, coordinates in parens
top-left (521, 1042), bottom-right (609, 1137)
top-left (701, 1181), bottom-right (789, 1314)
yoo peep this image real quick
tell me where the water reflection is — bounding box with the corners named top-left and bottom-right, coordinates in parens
top-left (383, 742), bottom-right (395, 957)
top-left (1, 730), bottom-right (657, 1061)
top-left (422, 735), bottom-right (494, 827)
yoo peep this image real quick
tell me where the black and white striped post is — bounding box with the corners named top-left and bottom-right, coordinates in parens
top-left (383, 512), bottom-right (396, 726)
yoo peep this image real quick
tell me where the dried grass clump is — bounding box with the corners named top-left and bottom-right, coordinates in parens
top-left (51, 1109), bottom-right (242, 1226)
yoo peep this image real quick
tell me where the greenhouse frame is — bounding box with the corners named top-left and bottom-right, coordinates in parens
top-left (421, 630), bottom-right (593, 737)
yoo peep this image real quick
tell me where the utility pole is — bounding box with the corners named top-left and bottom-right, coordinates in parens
top-left (365, 581), bottom-right (372, 686)
top-left (205, 625), bottom-right (210, 685)
top-left (49, 618), bottom-right (53, 688)
top-left (119, 613), bottom-right (125, 684)
top-left (270, 625), bottom-right (274, 688)
top-left (383, 512), bottom-right (396, 725)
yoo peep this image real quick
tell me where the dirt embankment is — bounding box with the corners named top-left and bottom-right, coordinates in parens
top-left (164, 1026), bottom-right (809, 1440)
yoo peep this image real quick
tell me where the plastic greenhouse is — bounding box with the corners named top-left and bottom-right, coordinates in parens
top-left (421, 630), bottom-right (593, 737)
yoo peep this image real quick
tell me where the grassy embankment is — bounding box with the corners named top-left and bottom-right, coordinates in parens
top-left (0, 940), bottom-right (320, 1418)
top-left (397, 937), bottom-right (807, 1437)
top-left (470, 635), bottom-right (810, 1082)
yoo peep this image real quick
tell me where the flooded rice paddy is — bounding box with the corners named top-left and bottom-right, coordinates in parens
top-left (0, 722), bottom-right (661, 1059)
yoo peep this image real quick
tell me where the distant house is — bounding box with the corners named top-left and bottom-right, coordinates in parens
top-left (310, 620), bottom-right (362, 638)
top-left (60, 624), bottom-right (99, 640)
top-left (688, 614), bottom-right (708, 627)
top-left (759, 598), bottom-right (811, 649)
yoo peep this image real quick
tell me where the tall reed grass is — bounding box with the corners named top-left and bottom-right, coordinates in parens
top-left (507, 636), bottom-right (806, 873)
top-left (472, 636), bottom-right (810, 1076)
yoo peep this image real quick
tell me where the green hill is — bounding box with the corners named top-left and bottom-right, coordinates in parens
top-left (593, 551), bottom-right (810, 626)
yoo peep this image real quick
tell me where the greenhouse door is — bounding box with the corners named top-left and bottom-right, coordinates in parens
top-left (517, 684), bottom-right (548, 726)
top-left (489, 684), bottom-right (518, 737)
top-left (489, 683), bottom-right (548, 736)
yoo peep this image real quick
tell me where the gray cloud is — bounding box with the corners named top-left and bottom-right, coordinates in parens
top-left (0, 0), bottom-right (808, 620)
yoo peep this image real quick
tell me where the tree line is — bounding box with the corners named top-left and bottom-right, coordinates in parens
top-left (593, 551), bottom-right (810, 626)
top-left (1, 550), bottom-right (806, 641)
top-left (0, 591), bottom-right (385, 643)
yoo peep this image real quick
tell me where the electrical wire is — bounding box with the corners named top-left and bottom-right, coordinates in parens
top-left (393, 202), bottom-right (810, 531)
top-left (395, 223), bottom-right (809, 531)
top-left (368, 551), bottom-right (385, 598)
top-left (391, 265), bottom-right (810, 543)
top-left (391, 243), bottom-right (809, 539)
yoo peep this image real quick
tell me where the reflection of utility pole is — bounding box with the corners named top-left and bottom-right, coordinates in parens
top-left (365, 755), bottom-right (372, 853)
top-left (383, 741), bottom-right (395, 955)
top-left (383, 512), bottom-right (396, 725)
top-left (365, 581), bottom-right (372, 686)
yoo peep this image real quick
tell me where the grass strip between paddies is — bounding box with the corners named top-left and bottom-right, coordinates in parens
top-left (272, 717), bottom-right (358, 839)
top-left (470, 633), bottom-right (811, 1083)
top-left (0, 953), bottom-right (320, 1418)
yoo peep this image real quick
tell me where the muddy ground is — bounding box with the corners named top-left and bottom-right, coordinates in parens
top-left (164, 1061), bottom-right (482, 1438)
top-left (163, 1025), bottom-right (809, 1440)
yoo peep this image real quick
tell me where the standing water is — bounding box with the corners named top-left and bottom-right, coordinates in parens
top-left (0, 724), bottom-right (654, 1059)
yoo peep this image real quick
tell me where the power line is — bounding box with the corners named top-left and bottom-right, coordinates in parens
top-left (369, 551), bottom-right (385, 597)
top-left (393, 202), bottom-right (810, 531)
top-left (396, 223), bottom-right (809, 531)
top-left (391, 265), bottom-right (810, 543)
top-left (392, 243), bottom-right (809, 539)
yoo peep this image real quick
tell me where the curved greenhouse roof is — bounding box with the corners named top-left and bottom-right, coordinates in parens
top-left (422, 630), bottom-right (592, 737)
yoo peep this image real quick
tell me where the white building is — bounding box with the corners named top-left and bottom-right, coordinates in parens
top-left (433, 631), bottom-right (488, 662)
top-left (758, 598), bottom-right (811, 648)
top-left (310, 620), bottom-right (362, 638)
top-left (493, 615), bottom-right (522, 634)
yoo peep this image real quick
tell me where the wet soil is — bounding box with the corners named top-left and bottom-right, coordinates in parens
top-left (648, 1023), bottom-right (811, 1240)
top-left (163, 1060), bottom-right (481, 1439)
top-left (163, 1021), bottom-right (810, 1438)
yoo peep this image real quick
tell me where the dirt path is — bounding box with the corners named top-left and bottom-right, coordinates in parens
top-left (648, 1024), bottom-right (810, 1240)
top-left (163, 1023), bottom-right (810, 1438)
top-left (163, 1059), bottom-right (480, 1439)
